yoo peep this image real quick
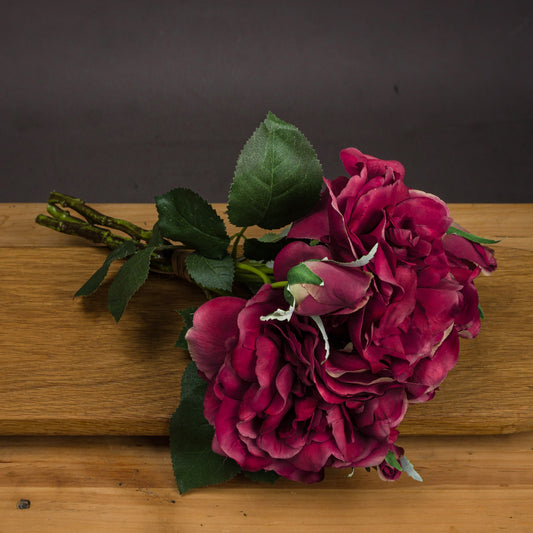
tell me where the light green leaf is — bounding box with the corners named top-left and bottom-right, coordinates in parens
top-left (287, 263), bottom-right (323, 287)
top-left (74, 240), bottom-right (137, 298)
top-left (384, 451), bottom-right (403, 471)
top-left (185, 253), bottom-right (234, 292)
top-left (170, 362), bottom-right (242, 494)
top-left (175, 306), bottom-right (199, 350)
top-left (446, 226), bottom-right (500, 244)
top-left (156, 188), bottom-right (230, 259)
top-left (227, 112), bottom-right (323, 229)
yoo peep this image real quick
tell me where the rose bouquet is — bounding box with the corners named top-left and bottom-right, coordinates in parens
top-left (36, 113), bottom-right (497, 492)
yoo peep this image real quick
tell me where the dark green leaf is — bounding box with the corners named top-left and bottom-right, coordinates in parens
top-left (107, 246), bottom-right (154, 322)
top-left (149, 221), bottom-right (165, 247)
top-left (243, 470), bottom-right (280, 484)
top-left (446, 226), bottom-right (500, 244)
top-left (227, 112), bottom-right (323, 229)
top-left (156, 188), bottom-right (230, 259)
top-left (185, 253), bottom-right (234, 292)
top-left (478, 304), bottom-right (485, 320)
top-left (287, 262), bottom-right (323, 286)
top-left (170, 362), bottom-right (242, 494)
top-left (243, 280), bottom-right (265, 295)
top-left (384, 451), bottom-right (403, 471)
top-left (243, 237), bottom-right (289, 261)
top-left (175, 306), bottom-right (198, 350)
top-left (257, 227), bottom-right (290, 243)
top-left (74, 240), bottom-right (137, 298)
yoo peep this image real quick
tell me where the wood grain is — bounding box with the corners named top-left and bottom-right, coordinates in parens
top-left (0, 204), bottom-right (532, 436)
top-left (6, 203), bottom-right (533, 248)
top-left (1, 432), bottom-right (531, 532)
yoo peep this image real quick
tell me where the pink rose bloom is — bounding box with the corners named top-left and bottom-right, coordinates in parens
top-left (443, 233), bottom-right (497, 338)
top-left (274, 147), bottom-right (496, 404)
top-left (289, 148), bottom-right (451, 263)
top-left (186, 285), bottom-right (408, 483)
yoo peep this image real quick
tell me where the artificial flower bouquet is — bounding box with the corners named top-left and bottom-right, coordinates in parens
top-left (36, 112), bottom-right (497, 493)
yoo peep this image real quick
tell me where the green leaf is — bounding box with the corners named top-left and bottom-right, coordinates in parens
top-left (149, 221), bottom-right (165, 247)
top-left (74, 240), bottom-right (137, 298)
top-left (175, 306), bottom-right (198, 350)
top-left (478, 304), bottom-right (485, 320)
top-left (243, 470), bottom-right (280, 484)
top-left (227, 112), bottom-right (323, 229)
top-left (107, 246), bottom-right (154, 322)
top-left (384, 451), bottom-right (403, 471)
top-left (170, 362), bottom-right (242, 494)
top-left (106, 223), bottom-right (165, 322)
top-left (287, 262), bottom-right (323, 287)
top-left (185, 253), bottom-right (235, 292)
top-left (104, 225), bottom-right (163, 322)
top-left (155, 188), bottom-right (230, 259)
top-left (446, 226), bottom-right (500, 244)
top-left (257, 227), bottom-right (290, 243)
top-left (243, 237), bottom-right (288, 261)
top-left (284, 284), bottom-right (295, 305)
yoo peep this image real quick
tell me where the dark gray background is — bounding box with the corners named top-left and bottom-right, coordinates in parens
top-left (1, 0), bottom-right (532, 203)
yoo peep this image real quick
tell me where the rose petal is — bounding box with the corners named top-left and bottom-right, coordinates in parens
top-left (186, 297), bottom-right (246, 380)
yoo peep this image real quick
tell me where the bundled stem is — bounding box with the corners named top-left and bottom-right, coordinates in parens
top-left (36, 193), bottom-right (173, 273)
top-left (47, 192), bottom-right (153, 241)
top-left (35, 192), bottom-right (274, 286)
top-left (36, 213), bottom-right (133, 250)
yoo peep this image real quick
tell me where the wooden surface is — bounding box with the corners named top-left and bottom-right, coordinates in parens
top-left (1, 203), bottom-right (532, 532)
top-left (1, 432), bottom-right (532, 532)
top-left (0, 203), bottom-right (532, 436)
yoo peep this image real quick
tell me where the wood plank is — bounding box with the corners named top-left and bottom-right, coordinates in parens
top-left (0, 433), bottom-right (531, 532)
top-left (0, 204), bottom-right (532, 436)
top-left (2, 203), bottom-right (533, 249)
top-left (1, 203), bottom-right (252, 247)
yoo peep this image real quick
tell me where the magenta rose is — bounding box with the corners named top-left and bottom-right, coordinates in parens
top-left (377, 444), bottom-right (405, 481)
top-left (289, 147), bottom-right (451, 263)
top-left (273, 241), bottom-right (373, 316)
top-left (443, 233), bottom-right (497, 338)
top-left (273, 147), bottom-right (495, 404)
top-left (186, 284), bottom-right (408, 483)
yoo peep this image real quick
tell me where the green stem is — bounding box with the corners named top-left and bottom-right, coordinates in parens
top-left (235, 262), bottom-right (271, 285)
top-left (47, 204), bottom-right (87, 225)
top-left (48, 191), bottom-right (153, 241)
top-left (252, 263), bottom-right (275, 276)
top-left (35, 214), bottom-right (173, 273)
top-left (36, 214), bottom-right (132, 249)
top-left (231, 226), bottom-right (248, 260)
top-left (270, 281), bottom-right (288, 289)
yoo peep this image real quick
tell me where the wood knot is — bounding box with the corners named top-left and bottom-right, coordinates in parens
top-left (16, 499), bottom-right (31, 510)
